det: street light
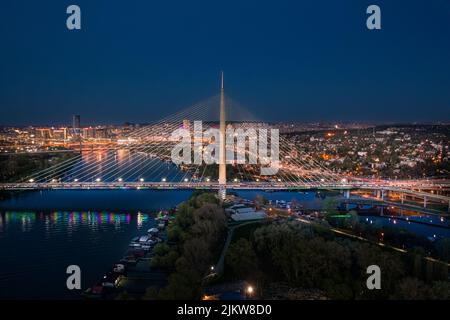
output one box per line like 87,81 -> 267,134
246,285 -> 254,296
118,178 -> 123,182
74,179 -> 78,182
139,178 -> 144,182
162,178 -> 166,182
184,178 -> 188,182
29,179 -> 34,183
96,178 -> 101,182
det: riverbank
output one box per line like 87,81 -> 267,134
83,210 -> 174,299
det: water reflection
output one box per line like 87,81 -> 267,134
0,210 -> 155,299
0,211 -> 145,233
64,149 -> 184,182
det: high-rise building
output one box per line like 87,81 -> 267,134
52,128 -> 68,140
183,119 -> 191,131
82,127 -> 95,139
72,115 -> 81,129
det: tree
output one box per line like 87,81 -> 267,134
344,210 -> 359,229
167,223 -> 184,242
254,194 -> 267,210
115,290 -> 134,300
429,281 -> 450,300
192,192 -> 219,208
425,260 -> 434,282
353,242 -> 405,299
150,244 -> 179,269
149,192 -> 228,299
190,203 -> 226,243
323,197 -> 339,221
392,278 -> 429,300
158,272 -> 198,299
436,238 -> 450,262
157,257 -> 203,300
175,203 -> 195,229
182,238 -> 212,276
143,286 -> 159,300
225,238 -> 258,279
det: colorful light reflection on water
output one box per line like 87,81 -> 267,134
0,211 -> 145,232
0,210 -> 153,299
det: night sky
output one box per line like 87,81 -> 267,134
0,0 -> 449,125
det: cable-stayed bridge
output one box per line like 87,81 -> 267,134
1,75 -> 449,211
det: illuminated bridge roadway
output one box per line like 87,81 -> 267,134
1,180 -> 449,211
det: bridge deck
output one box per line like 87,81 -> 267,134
0,182 -> 449,203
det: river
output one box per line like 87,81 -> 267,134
0,189 -> 448,299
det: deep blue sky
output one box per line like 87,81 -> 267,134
0,0 -> 449,125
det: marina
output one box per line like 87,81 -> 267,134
82,210 -> 173,299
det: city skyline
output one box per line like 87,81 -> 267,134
1,1 -> 450,305
1,0 -> 450,125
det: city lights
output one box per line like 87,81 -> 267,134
0,1 -> 449,305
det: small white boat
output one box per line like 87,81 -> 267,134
148,228 -> 159,234
102,282 -> 115,288
113,264 -> 125,273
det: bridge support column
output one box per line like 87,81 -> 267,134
218,186 -> 226,201
381,190 -> 385,201
448,201 -> 450,213
401,193 -> 404,204
344,190 -> 350,199
423,196 -> 427,208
